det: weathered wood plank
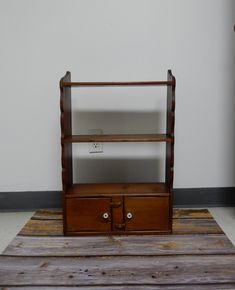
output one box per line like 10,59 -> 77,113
173,218 -> 223,234
0,255 -> 235,286
19,220 -> 63,236
2,285 -> 235,290
173,208 -> 212,219
32,209 -> 62,220
31,209 -> 213,221
3,234 -> 235,257
18,218 -> 222,236
2,209 -> 231,289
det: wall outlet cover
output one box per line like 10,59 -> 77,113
88,129 -> 103,153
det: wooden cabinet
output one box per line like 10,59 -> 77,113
66,193 -> 170,234
124,196 -> 170,231
60,70 -> 176,235
66,198 -> 111,232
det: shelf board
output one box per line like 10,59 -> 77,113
66,183 -> 170,197
61,81 -> 175,87
62,134 -> 173,143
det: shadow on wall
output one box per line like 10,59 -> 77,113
72,110 -> 166,183
73,157 -> 164,184
72,111 -> 166,134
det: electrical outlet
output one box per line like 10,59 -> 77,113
89,142 -> 103,153
88,129 -> 103,153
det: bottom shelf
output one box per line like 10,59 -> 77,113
66,182 -> 170,197
64,182 -> 172,235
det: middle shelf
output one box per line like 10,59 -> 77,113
62,134 -> 173,143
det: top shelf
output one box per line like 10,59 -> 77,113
60,80 -> 175,87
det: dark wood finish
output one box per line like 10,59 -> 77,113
125,196 -> 170,231
60,71 -> 176,235
165,70 -> 176,189
165,69 -> 176,233
60,72 -> 73,191
60,71 -> 73,235
66,198 -> 111,232
62,134 -> 173,143
111,196 -> 125,231
64,194 -> 170,234
61,80 -> 175,87
66,183 -> 170,196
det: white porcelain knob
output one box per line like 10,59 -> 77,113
102,212 -> 109,219
127,212 -> 133,219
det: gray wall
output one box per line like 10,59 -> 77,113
0,0 -> 235,192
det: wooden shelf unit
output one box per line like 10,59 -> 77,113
60,70 -> 176,235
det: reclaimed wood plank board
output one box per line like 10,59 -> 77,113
19,219 -> 63,236
31,210 -> 62,220
173,218 -> 223,234
0,255 -> 235,286
3,234 -> 235,257
18,217 -> 223,236
173,208 -> 212,219
2,209 -> 234,289
2,285 -> 235,290
31,209 -> 213,221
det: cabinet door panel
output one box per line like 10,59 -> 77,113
66,197 -> 111,232
125,196 -> 169,231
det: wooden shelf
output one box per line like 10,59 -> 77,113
61,80 -> 175,87
60,70 -> 175,235
66,183 -> 170,197
62,134 -> 173,143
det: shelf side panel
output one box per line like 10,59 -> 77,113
165,70 -> 175,233
165,70 -> 175,190
60,72 -> 73,192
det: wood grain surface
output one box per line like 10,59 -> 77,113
62,134 -> 173,143
61,80 -> 174,87
18,215 -> 223,236
1,209 -> 235,289
4,234 -> 235,257
61,71 -> 176,235
2,286 -> 235,290
30,208 -> 213,221
0,255 -> 235,286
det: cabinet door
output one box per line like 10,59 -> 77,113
66,197 -> 111,232
124,196 -> 170,231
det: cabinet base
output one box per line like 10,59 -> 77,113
63,183 -> 172,235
